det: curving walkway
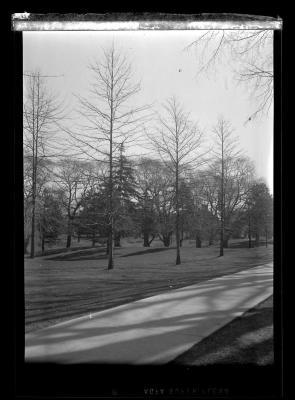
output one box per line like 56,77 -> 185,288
25,262 -> 273,364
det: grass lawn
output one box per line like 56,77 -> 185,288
171,295 -> 273,365
25,241 -> 273,333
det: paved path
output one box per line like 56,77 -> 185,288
25,263 -> 273,364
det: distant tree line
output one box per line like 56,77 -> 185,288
23,149 -> 273,258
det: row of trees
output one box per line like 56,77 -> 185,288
23,38 -> 273,269
24,147 -> 273,258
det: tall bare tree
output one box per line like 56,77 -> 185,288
148,97 -> 204,265
210,118 -> 254,255
23,71 -> 65,258
23,153 -> 50,254
213,118 -> 235,256
66,44 -> 148,269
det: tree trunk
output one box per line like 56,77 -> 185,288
108,104 -> 114,270
219,128 -> 224,257
30,136 -> 37,259
143,231 -> 150,247
196,235 -> 202,248
66,216 -> 72,249
148,234 -> 155,247
163,238 -> 170,247
175,163 -> 181,265
265,229 -> 268,247
41,236 -> 45,254
30,208 -> 36,258
175,227 -> 181,263
106,238 -> 110,255
66,234 -> 71,249
163,234 -> 170,247
108,228 -> 114,269
248,216 -> 252,248
176,243 -> 181,264
219,223 -> 224,256
248,233 -> 252,248
24,237 -> 30,255
77,234 -> 81,243
180,227 -> 184,247
255,232 -> 260,247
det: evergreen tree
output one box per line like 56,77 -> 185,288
112,144 -> 138,246
38,188 -> 64,254
77,189 -> 109,247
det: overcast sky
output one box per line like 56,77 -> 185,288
23,30 -> 273,193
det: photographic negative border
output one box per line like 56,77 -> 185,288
11,12 -> 283,399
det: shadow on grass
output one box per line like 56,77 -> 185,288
48,247 -> 108,261
229,240 -> 273,249
25,244 -> 98,258
27,239 -> 273,259
120,247 -> 173,257
47,246 -> 172,261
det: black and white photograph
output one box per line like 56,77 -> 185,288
12,12 -> 283,398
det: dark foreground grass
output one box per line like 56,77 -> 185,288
171,295 -> 273,365
25,244 -> 273,333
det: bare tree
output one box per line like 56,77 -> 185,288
210,117 -> 254,255
23,153 -> 50,254
66,44 -> 149,270
53,159 -> 92,249
23,71 -> 65,258
187,30 -> 273,121
152,166 -> 175,248
148,97 -> 204,265
37,187 -> 64,254
184,172 -> 219,248
213,118 -> 236,256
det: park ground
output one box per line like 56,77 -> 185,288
171,294 -> 273,365
25,238 -> 273,338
